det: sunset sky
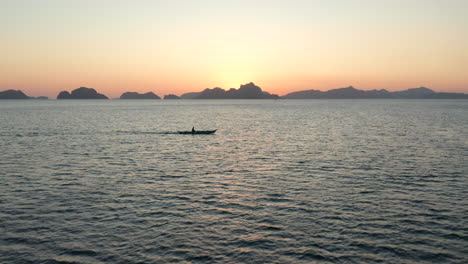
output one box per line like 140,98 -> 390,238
2,0 -> 467,98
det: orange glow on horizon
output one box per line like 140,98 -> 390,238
3,76 -> 467,99
1,1 -> 467,98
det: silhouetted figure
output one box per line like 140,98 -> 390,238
192,127 -> 195,133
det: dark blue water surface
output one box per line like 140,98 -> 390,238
1,99 -> 467,263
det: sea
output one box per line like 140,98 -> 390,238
0,99 -> 467,264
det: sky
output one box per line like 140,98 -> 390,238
1,0 -> 468,97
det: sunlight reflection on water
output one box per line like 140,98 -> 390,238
0,99 -> 467,263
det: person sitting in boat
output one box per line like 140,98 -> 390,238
192,127 -> 195,133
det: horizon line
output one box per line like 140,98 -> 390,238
3,84 -> 468,99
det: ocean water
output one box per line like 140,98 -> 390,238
0,99 -> 467,264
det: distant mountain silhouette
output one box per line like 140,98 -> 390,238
391,87 -> 435,98
0,90 -> 29,99
30,96 -> 49,99
57,87 -> 108,99
57,91 -> 72,99
164,94 -> 180,99
282,86 -> 468,99
186,82 -> 279,99
180,92 -> 202,99
120,92 -> 161,99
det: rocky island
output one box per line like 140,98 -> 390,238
181,82 -> 279,99
0,90 -> 30,99
120,92 -> 161,99
57,87 -> 108,99
163,94 -> 180,99
282,86 -> 468,99
180,92 -> 201,99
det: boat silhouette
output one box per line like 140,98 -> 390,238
178,129 -> 217,134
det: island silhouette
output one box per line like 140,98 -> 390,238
57,87 -> 108,99
182,82 -> 279,99
180,92 -> 201,99
0,90 -> 49,99
120,92 -> 161,99
282,86 -> 468,99
163,94 -> 180,99
1,84 -> 468,100
0,90 -> 30,99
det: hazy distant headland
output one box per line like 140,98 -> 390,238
2,84 -> 468,100
180,92 -> 202,99
57,87 -> 108,99
120,92 -> 161,99
282,86 -> 468,99
164,94 -> 180,99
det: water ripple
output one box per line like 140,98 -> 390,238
1,99 -> 467,263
